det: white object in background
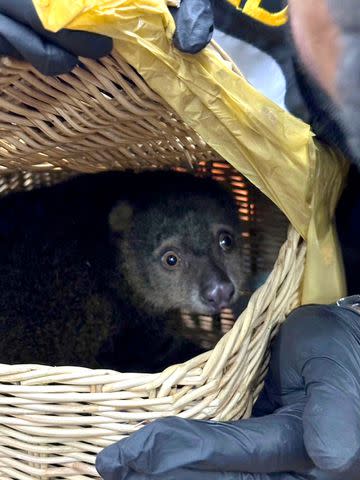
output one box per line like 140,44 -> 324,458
213,29 -> 287,110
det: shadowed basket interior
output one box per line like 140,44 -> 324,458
0,48 -> 306,479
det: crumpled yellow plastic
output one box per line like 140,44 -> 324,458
33,0 -> 349,304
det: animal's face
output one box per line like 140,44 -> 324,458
109,183 -> 246,316
145,219 -> 244,315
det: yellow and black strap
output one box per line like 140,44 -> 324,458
226,0 -> 288,27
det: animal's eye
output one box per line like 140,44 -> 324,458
219,232 -> 233,252
161,251 -> 180,270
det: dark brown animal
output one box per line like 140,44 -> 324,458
0,170 -> 246,372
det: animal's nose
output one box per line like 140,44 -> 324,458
202,282 -> 235,311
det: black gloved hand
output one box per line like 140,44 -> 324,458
172,0 -> 213,53
96,304 -> 360,479
0,1 -> 112,75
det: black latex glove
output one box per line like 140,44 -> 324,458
172,0 -> 213,53
96,304 -> 360,479
0,1 -> 112,75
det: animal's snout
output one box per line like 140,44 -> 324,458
201,281 -> 235,312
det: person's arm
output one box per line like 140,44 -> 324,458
0,0 -> 112,75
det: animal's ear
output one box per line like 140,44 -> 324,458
109,201 -> 133,234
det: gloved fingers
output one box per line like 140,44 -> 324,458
96,403 -> 311,478
0,34 -> 23,58
34,28 -> 113,60
172,0 -> 213,53
0,0 -> 112,59
96,460 -> 306,480
280,306 -> 360,475
0,0 -> 45,30
264,305 -> 360,404
275,305 -> 360,370
0,14 -> 77,75
303,357 -> 360,476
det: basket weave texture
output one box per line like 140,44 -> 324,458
0,48 -> 306,479
0,52 -> 219,173
0,226 -> 304,479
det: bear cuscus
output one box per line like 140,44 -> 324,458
0,170 -> 246,372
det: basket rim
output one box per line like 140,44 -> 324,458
0,226 -> 305,390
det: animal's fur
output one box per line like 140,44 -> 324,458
0,170 -> 246,372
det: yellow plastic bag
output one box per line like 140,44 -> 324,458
33,0 -> 349,304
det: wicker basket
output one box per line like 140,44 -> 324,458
0,46 -> 306,479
